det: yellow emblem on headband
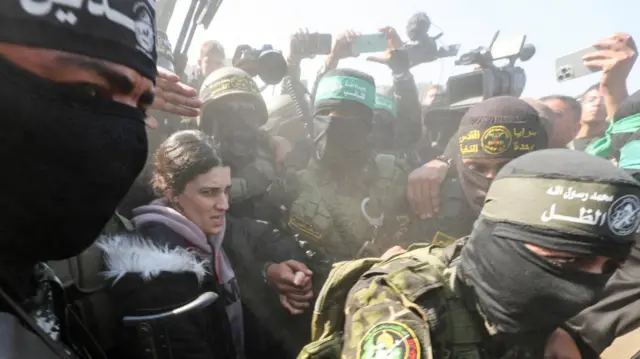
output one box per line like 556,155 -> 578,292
481,126 -> 513,155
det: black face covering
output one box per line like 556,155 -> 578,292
0,56 -> 147,264
205,102 -> 267,170
459,218 -> 611,335
314,115 -> 371,172
455,157 -> 492,214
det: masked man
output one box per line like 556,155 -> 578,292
301,149 -> 640,359
287,69 -> 410,285
412,97 -> 548,246
0,1 -> 158,358
199,67 -> 294,222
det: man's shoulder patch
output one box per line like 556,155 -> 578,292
357,321 -> 421,359
288,216 -> 323,241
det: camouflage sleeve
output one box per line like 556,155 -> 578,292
341,264 -> 433,359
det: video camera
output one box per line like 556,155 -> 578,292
232,45 -> 288,85
446,31 -> 536,108
403,12 -> 461,68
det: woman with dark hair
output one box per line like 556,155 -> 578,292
101,130 -> 312,359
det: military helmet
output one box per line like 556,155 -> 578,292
199,66 -> 268,127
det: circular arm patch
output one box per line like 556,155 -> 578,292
357,321 -> 421,359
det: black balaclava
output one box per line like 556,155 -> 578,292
456,96 -> 548,213
312,69 -> 376,172
199,67 -> 269,170
0,2 -> 156,264
459,149 -> 640,337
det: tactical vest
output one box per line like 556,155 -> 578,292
229,146 -> 281,221
288,154 -> 404,263
298,242 -> 483,359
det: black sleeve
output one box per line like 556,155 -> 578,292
567,239 -> 640,353
391,71 -> 423,147
240,218 -> 307,264
111,273 -> 219,359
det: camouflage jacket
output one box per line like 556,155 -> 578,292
341,241 -> 548,359
287,154 -> 410,274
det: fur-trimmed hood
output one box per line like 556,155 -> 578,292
97,235 -> 209,284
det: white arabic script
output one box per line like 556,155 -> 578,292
20,0 -> 136,31
540,203 -> 606,226
545,185 -> 614,202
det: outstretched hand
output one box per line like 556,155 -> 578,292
150,67 -> 202,118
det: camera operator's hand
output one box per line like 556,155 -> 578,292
288,28 -> 315,65
150,67 -> 202,118
325,30 -> 359,70
367,27 -> 409,74
584,33 -> 637,87
367,27 -> 404,63
583,33 -> 637,119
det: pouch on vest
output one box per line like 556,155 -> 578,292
298,257 -> 384,359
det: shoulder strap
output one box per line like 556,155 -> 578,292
390,245 -> 483,358
310,258 -> 382,341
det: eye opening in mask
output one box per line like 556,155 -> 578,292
524,243 -> 623,274
461,157 -> 509,179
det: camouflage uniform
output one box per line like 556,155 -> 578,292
287,154 -> 410,280
340,242 -> 486,359
300,241 -> 544,359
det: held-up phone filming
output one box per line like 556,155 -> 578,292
555,47 -> 602,82
291,33 -> 333,56
352,33 -> 388,54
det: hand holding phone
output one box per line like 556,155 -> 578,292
290,31 -> 333,59
352,33 -> 388,54
555,47 -> 602,82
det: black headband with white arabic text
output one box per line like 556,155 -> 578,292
0,0 -> 157,80
482,177 -> 640,245
458,124 -> 545,159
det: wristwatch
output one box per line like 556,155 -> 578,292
434,155 -> 453,168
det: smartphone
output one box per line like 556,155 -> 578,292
555,47 -> 602,82
291,33 -> 332,56
312,33 -> 332,55
352,33 -> 387,54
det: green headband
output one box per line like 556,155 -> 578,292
374,93 -> 397,117
586,113 -> 640,159
482,177 -> 640,243
314,75 -> 376,109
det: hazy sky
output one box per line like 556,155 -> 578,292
167,0 -> 638,101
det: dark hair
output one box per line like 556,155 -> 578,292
152,130 -> 226,195
539,94 -> 582,121
577,83 -> 601,102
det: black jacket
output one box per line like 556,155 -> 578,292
568,238 -> 640,354
102,216 -> 305,359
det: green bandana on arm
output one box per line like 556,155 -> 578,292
586,113 -> 640,158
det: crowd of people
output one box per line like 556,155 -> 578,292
0,2 -> 639,359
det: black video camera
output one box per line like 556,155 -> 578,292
232,45 -> 288,85
403,12 -> 460,68
447,31 -> 536,108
